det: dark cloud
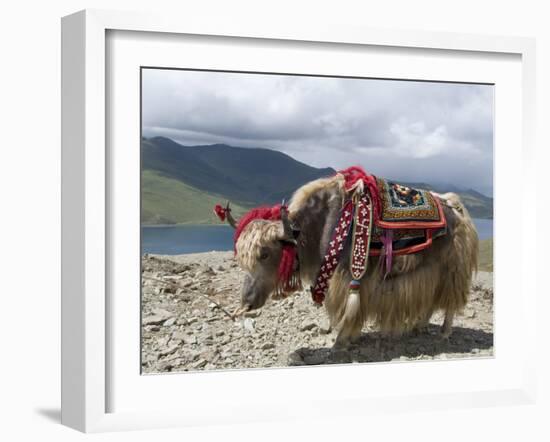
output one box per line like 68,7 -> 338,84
142,69 -> 493,196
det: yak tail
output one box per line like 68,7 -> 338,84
337,288 -> 361,332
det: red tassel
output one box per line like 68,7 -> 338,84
213,204 -> 227,222
337,166 -> 381,222
278,244 -> 296,287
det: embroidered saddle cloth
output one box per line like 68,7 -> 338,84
375,177 -> 445,228
369,177 -> 447,256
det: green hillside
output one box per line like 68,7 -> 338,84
141,137 -> 334,207
456,192 -> 493,219
141,170 -> 248,225
141,136 -> 493,225
478,238 -> 493,272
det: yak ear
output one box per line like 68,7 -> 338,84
291,227 -> 301,239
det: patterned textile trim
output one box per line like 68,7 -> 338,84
311,199 -> 355,305
375,177 -> 446,229
350,193 -> 372,280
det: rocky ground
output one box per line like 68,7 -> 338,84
141,252 -> 494,374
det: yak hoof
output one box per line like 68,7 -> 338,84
349,334 -> 362,344
412,324 -> 429,336
333,335 -> 350,350
440,328 -> 452,341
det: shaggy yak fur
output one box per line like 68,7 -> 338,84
234,173 -> 479,346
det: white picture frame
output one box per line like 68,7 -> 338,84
61,9 -> 537,433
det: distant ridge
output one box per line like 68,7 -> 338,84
141,137 -> 334,224
141,169 -> 249,225
141,136 -> 492,224
142,136 -> 335,205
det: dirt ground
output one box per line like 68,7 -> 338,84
141,252 -> 493,374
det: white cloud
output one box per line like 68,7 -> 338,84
142,69 -> 494,195
387,119 -> 481,159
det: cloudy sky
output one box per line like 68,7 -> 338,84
142,69 -> 494,196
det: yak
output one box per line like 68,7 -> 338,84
216,167 -> 478,348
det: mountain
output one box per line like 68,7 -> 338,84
141,137 -> 335,224
141,137 -> 493,224
141,170 -> 249,225
451,190 -> 493,219
142,137 -> 335,207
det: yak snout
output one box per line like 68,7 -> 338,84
240,272 -> 273,311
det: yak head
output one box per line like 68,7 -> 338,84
219,203 -> 300,314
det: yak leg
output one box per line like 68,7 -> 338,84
333,323 -> 362,349
349,321 -> 363,343
333,322 -> 354,348
413,308 -> 434,334
333,327 -> 361,349
333,326 -> 355,349
441,310 -> 454,339
333,332 -> 351,349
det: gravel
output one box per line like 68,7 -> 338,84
141,252 -> 494,374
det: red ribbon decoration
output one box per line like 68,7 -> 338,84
278,244 -> 297,288
213,204 -> 227,222
338,166 -> 381,222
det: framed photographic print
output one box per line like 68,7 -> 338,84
139,67 -> 495,374
61,9 -> 537,433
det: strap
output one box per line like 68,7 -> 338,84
350,192 -> 373,281
311,199 -> 354,304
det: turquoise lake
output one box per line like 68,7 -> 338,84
142,218 -> 493,255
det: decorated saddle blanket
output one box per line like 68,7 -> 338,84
375,177 -> 445,229
368,177 -> 447,256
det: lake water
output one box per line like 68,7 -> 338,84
142,218 -> 493,255
473,218 -> 493,242
142,225 -> 235,255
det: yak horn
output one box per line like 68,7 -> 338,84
280,203 -> 295,241
225,201 -> 237,229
